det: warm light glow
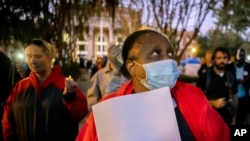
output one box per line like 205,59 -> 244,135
191,48 -> 197,53
63,33 -> 69,42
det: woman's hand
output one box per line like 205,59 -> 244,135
63,75 -> 78,95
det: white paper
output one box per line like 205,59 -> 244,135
92,86 -> 181,141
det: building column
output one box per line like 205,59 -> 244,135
88,26 -> 94,59
109,18 -> 114,44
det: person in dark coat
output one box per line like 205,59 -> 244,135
0,43 -> 13,141
227,48 -> 250,125
0,41 -> 31,140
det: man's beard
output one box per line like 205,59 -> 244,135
214,63 -> 226,71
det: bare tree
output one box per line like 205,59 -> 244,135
130,0 -> 217,62
0,0 -> 121,67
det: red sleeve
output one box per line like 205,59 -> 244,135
75,113 -> 98,141
172,82 -> 230,141
63,88 -> 88,121
204,107 -> 230,141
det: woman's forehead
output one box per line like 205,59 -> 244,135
25,44 -> 49,56
133,33 -> 171,49
127,33 -> 172,58
136,32 -> 168,42
25,44 -> 43,52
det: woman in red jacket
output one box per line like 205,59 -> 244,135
2,39 -> 88,141
76,28 -> 229,141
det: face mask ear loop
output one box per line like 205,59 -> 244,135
133,61 -> 145,81
135,75 -> 143,81
133,61 -> 142,67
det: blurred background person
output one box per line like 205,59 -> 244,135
86,60 -> 113,110
2,39 -> 88,141
196,47 -> 238,126
104,44 -> 128,97
228,48 -> 250,125
0,41 -> 30,140
13,47 -> 30,79
86,44 -> 127,110
0,41 -> 12,141
229,55 -> 236,64
90,56 -> 107,78
197,50 -> 212,76
78,55 -> 88,81
86,58 -> 93,80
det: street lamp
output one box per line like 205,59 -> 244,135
191,47 -> 197,54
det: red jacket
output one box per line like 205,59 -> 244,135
2,66 -> 88,141
76,81 -> 229,141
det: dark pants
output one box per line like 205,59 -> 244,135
237,97 -> 250,125
216,104 -> 233,126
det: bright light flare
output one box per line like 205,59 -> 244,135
191,48 -> 197,53
17,53 -> 24,59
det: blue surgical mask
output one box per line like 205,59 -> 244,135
134,59 -> 179,90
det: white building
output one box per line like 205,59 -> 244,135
72,6 -> 142,62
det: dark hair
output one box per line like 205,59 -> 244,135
120,29 -> 172,78
236,48 -> 246,55
211,47 -> 230,61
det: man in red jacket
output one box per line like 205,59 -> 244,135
76,28 -> 229,141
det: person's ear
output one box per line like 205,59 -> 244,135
126,60 -> 136,76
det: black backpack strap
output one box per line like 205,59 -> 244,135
225,70 -> 235,89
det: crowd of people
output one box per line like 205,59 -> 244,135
0,27 -> 250,141
196,47 -> 250,126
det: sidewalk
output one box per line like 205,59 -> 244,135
77,79 -> 90,96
